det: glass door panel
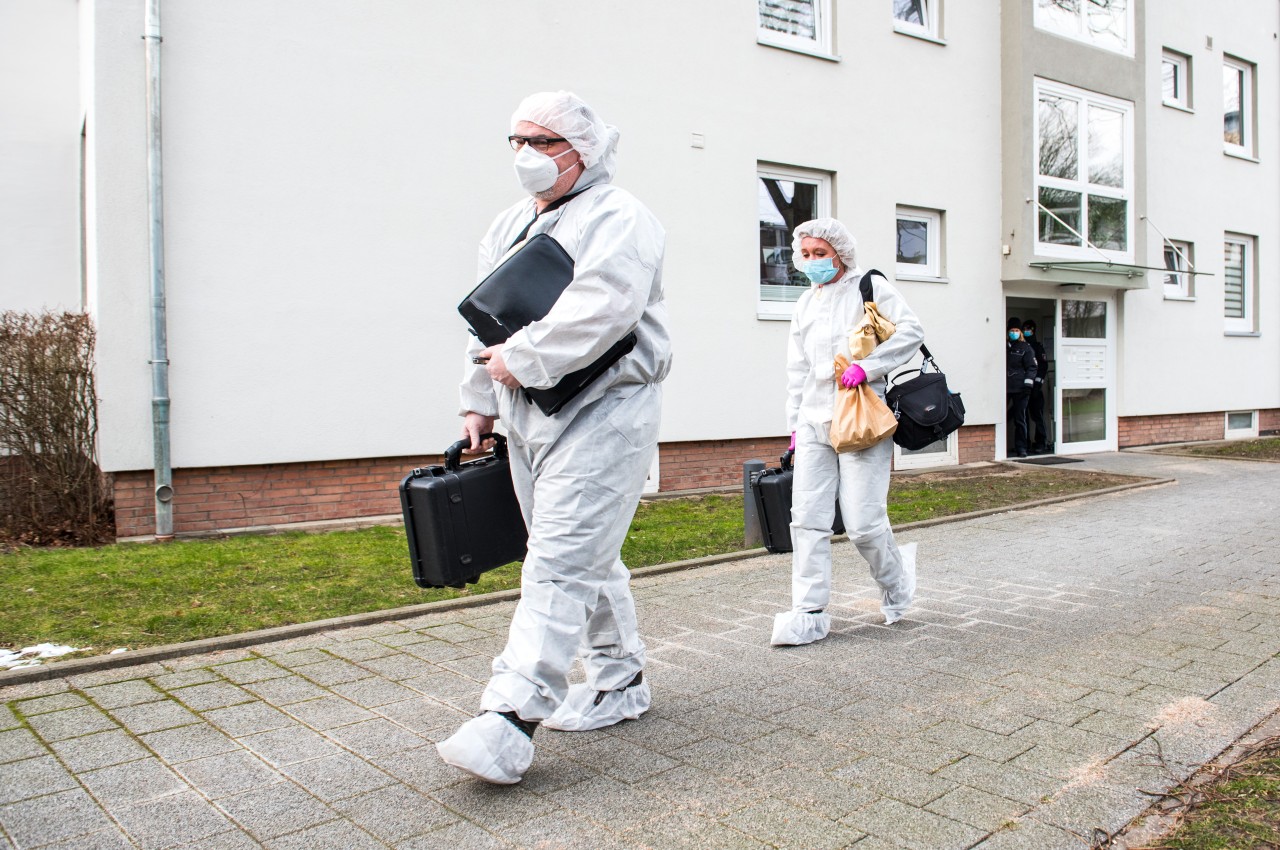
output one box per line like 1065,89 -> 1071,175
1056,298 -> 1114,453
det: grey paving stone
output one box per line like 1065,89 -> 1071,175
841,797 -> 986,850
925,785 -> 1031,831
171,682 -> 256,712
13,693 -> 87,716
180,831 -> 264,850
173,750 -> 286,800
666,736 -> 783,781
242,676 -> 331,707
216,783 -> 339,841
202,702 -> 293,738
262,820 -> 386,850
723,797 -> 865,850
372,745 -> 473,794
114,790 -> 236,849
25,705 -> 118,742
400,639 -> 474,665
430,781 -> 555,831
271,649 -> 334,669
833,755 -> 957,807
32,825 -> 136,849
0,681 -> 69,703
0,788 -> 113,849
351,652 -> 442,682
79,758 -> 187,809
968,819 -> 1085,850
332,784 -> 457,842
0,704 -> 17,731
239,727 -> 342,767
49,728 -> 149,772
323,718 -> 425,760
740,769 -> 878,821
66,664 -> 169,689
281,697 -> 375,731
0,755 -> 78,804
374,697 -> 469,736
324,639 -> 399,663
0,729 -> 46,765
140,724 -> 241,763
1007,744 -> 1095,780
421,623 -> 491,644
149,669 -> 220,690
214,659 -> 289,685
295,660 -> 371,687
279,752 -> 396,802
399,820 -> 514,850
328,678 -> 419,709
109,699 -> 201,734
84,679 -> 165,710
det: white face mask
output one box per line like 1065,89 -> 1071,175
513,145 -> 577,195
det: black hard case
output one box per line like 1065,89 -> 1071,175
749,450 -> 845,554
399,434 -> 527,588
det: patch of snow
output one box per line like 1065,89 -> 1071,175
0,643 -> 91,670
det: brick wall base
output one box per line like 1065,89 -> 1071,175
1119,408 -> 1280,447
112,424 -> 999,538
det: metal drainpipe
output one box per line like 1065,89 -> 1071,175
144,0 -> 173,540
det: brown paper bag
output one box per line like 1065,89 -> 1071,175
849,302 -> 896,360
830,354 -> 898,453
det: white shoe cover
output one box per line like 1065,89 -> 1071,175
542,679 -> 651,731
436,712 -> 534,785
770,610 -> 832,646
883,542 -> 918,625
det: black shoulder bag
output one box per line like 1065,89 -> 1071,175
857,270 -> 966,451
457,190 -> 637,416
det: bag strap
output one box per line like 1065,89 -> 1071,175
506,188 -> 590,251
861,268 -> 936,364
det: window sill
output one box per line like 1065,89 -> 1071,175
1224,330 -> 1261,337
1162,293 -> 1195,302
1224,148 -> 1260,164
1161,101 -> 1194,114
757,38 -> 841,62
895,273 -> 949,284
892,23 -> 947,46
757,310 -> 794,322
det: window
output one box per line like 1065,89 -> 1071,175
1223,56 -> 1255,157
1034,0 -> 1131,56
1225,411 -> 1258,439
1162,50 -> 1191,109
1034,79 -> 1134,261
894,434 -> 958,470
758,164 -> 831,319
893,0 -> 939,40
895,207 -> 943,279
758,0 -> 833,57
1162,240 -> 1194,299
1223,234 -> 1256,333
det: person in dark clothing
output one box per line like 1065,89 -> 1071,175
1022,319 -> 1050,453
1005,316 -> 1036,458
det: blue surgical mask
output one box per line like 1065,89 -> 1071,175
800,258 -> 839,285
1023,329 -> 1033,338
1008,331 -> 1021,342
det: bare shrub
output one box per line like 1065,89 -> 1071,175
0,311 -> 113,546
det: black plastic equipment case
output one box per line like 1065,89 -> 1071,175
749,450 -> 845,554
399,433 -> 527,588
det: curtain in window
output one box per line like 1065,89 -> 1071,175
893,0 -> 926,25
1224,242 -> 1246,318
759,0 -> 817,39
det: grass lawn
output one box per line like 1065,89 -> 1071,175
1155,436 -> 1280,462
1134,734 -> 1280,849
0,465 -> 1139,655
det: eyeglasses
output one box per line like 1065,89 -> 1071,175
508,135 -> 568,153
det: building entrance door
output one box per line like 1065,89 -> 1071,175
1056,296 -> 1117,453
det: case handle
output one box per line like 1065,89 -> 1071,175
443,432 -> 507,471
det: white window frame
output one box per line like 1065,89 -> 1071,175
1033,79 -> 1135,264
1162,49 -> 1191,110
1162,240 -> 1194,299
757,164 -> 832,321
1223,233 -> 1256,334
894,433 -> 959,470
642,451 -> 660,494
1033,0 -> 1133,57
1225,411 -> 1259,440
895,206 -> 943,280
893,0 -> 940,42
758,0 -> 835,59
1223,55 -> 1255,158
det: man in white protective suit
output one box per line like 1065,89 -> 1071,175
772,218 -> 922,647
436,91 -> 671,785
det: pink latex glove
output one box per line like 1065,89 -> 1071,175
840,363 -> 866,389
789,432 -> 796,451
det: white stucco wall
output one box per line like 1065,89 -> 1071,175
0,0 -> 81,313
1123,0 -> 1280,417
89,0 -> 1005,472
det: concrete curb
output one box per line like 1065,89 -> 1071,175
0,473 -> 1171,687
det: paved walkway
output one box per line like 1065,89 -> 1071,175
2,452 -> 1279,850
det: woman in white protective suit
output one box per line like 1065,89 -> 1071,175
771,218 -> 923,647
436,91 -> 671,784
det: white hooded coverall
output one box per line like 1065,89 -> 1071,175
458,117 -> 671,727
775,223 -> 923,646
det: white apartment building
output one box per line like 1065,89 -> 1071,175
1,0 -> 1275,537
